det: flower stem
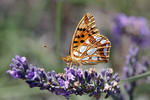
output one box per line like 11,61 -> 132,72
55,0 -> 62,56
55,0 -> 63,71
121,71 -> 150,83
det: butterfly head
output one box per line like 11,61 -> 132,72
62,56 -> 73,65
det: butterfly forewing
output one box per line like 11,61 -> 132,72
65,13 -> 111,65
70,13 -> 99,52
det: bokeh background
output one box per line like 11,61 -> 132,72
1,0 -> 150,100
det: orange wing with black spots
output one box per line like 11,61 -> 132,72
62,13 -> 111,66
70,13 -> 99,55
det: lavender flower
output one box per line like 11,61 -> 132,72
122,44 -> 139,100
122,43 -> 150,100
7,55 -> 120,99
112,13 -> 150,47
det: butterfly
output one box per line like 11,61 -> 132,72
62,13 -> 111,66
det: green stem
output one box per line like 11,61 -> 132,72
121,71 -> 150,83
55,0 -> 62,56
55,0 -> 63,72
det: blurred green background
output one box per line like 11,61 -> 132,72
0,0 -> 150,100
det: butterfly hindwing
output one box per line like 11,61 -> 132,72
79,34 -> 111,65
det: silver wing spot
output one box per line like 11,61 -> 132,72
100,40 -> 106,44
92,56 -> 98,60
80,46 -> 87,53
104,48 -> 107,56
74,51 -> 81,56
85,39 -> 90,44
87,48 -> 97,55
99,57 -> 102,60
82,57 -> 89,61
93,35 -> 102,41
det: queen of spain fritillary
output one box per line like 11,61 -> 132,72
62,13 -> 111,66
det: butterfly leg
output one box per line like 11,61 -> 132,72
69,62 -> 73,68
78,62 -> 83,69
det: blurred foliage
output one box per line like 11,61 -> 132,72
0,0 -> 150,100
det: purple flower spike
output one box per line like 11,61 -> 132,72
7,55 -> 120,99
7,55 -> 28,79
120,43 -> 150,100
112,13 -> 150,47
